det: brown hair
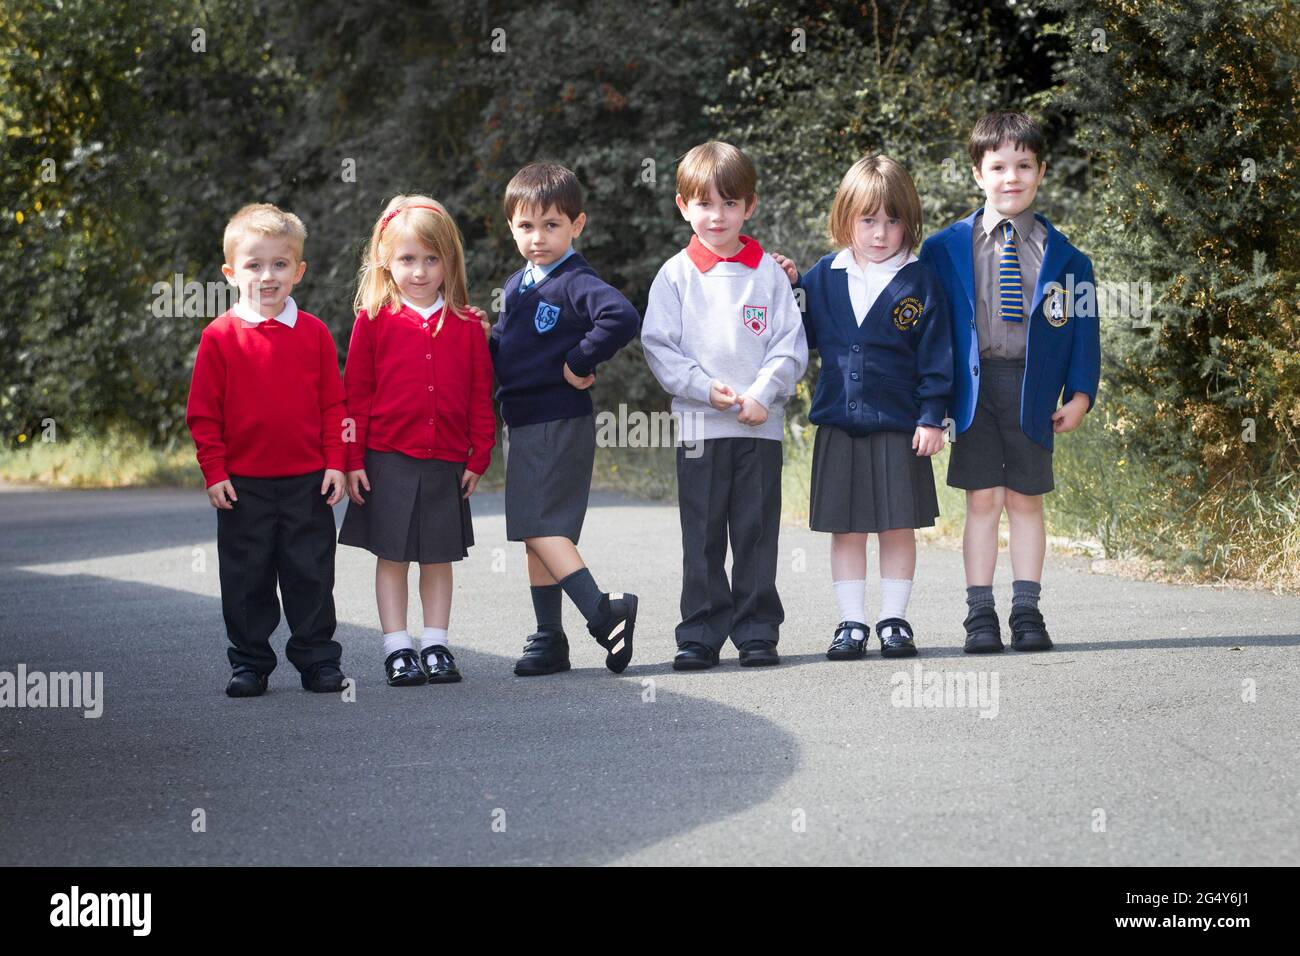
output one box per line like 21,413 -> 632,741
968,110 -> 1046,169
353,195 -> 469,334
222,203 -> 306,264
828,155 -> 923,252
676,141 -> 757,207
503,162 -> 584,222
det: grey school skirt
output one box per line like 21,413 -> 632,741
338,449 -> 473,563
809,425 -> 940,533
504,414 -> 596,543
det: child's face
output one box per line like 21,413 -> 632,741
675,184 -> 756,256
508,204 -> 586,267
221,235 -> 306,318
386,234 -> 444,308
973,141 -> 1046,219
851,204 -> 907,264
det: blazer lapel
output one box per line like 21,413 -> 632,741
1030,216 -> 1071,318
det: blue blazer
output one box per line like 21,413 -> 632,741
797,254 -> 953,437
919,209 -> 1100,450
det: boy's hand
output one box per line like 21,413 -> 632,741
462,304 -> 492,333
461,469 -> 481,499
1052,393 -> 1090,434
564,362 -> 596,390
736,394 -> 768,426
912,424 -> 944,457
771,253 -> 799,285
346,469 -> 370,506
321,468 -> 346,506
709,379 -> 740,411
206,479 -> 237,510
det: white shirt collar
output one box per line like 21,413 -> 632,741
234,295 -> 298,328
401,294 -> 445,320
831,247 -> 917,274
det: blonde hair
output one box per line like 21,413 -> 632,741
223,203 -> 307,264
828,155 -> 923,252
353,196 -> 469,333
676,141 -> 757,207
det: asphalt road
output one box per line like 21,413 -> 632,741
1,484 -> 1297,865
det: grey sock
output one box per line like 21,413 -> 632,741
559,568 -> 604,623
530,584 -> 563,633
1012,580 -> 1041,611
966,585 -> 995,613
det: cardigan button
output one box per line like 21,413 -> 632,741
426,354 -> 431,360
852,344 -> 861,353
428,385 -> 434,391
973,366 -> 980,376
427,418 -> 434,425
850,372 -> 860,381
849,401 -> 857,410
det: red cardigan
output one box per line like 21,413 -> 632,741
185,308 -> 347,486
343,304 -> 496,475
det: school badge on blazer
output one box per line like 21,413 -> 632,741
534,301 -> 560,334
1043,283 -> 1070,328
742,304 -> 768,336
892,296 -> 923,331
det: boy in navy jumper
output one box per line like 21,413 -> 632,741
919,111 -> 1100,653
490,162 -> 641,676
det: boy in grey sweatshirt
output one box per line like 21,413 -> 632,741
641,142 -> 808,670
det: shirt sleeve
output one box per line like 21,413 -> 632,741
466,314 -> 497,476
185,327 -> 229,487
1063,256 -> 1101,411
743,265 -> 810,410
341,313 -> 375,472
563,279 -> 641,377
640,263 -> 715,404
318,323 -> 347,472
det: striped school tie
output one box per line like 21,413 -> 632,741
519,267 -> 537,293
998,220 -> 1024,322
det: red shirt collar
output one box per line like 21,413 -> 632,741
686,234 -> 764,272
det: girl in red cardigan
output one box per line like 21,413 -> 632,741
339,196 -> 496,687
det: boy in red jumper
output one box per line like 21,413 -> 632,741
186,203 -> 349,698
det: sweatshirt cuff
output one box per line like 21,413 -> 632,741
918,399 -> 948,429
324,448 -> 346,473
747,375 -> 782,411
565,345 -> 595,378
468,449 -> 491,476
200,461 -> 229,487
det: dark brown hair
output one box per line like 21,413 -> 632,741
968,111 -> 1046,168
503,162 -> 584,222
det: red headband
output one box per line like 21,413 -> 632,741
379,203 -> 440,234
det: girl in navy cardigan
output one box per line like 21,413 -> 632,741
773,156 -> 953,659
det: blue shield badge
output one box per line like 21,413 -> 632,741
534,301 -> 560,334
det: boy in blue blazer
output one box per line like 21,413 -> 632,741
918,111 -> 1100,653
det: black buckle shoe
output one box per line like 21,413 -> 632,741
384,648 -> 426,687
588,592 -> 637,674
738,641 -> 780,667
302,661 -> 346,693
1009,606 -> 1053,651
963,606 -> 1004,654
672,642 -> 720,671
514,630 -> 571,677
226,667 -> 268,698
826,621 -> 868,660
420,644 -> 462,683
876,617 -> 917,657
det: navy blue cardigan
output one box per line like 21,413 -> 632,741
797,254 -> 954,436
489,252 -> 640,428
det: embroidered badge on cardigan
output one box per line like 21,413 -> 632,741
534,301 -> 560,334
743,304 -> 767,336
892,296 -> 923,331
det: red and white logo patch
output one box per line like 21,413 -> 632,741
742,304 -> 767,336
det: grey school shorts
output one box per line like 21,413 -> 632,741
947,358 -> 1055,496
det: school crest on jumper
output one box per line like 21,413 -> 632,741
892,296 -> 923,331
742,304 -> 767,336
534,301 -> 560,334
1043,283 -> 1070,328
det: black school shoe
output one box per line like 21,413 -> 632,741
963,606 -> 1004,654
738,641 -> 780,667
302,661 -> 347,693
826,621 -> 869,660
588,592 -> 638,674
384,648 -> 427,687
420,644 -> 462,684
876,617 -> 918,658
1009,606 -> 1054,652
225,667 -> 268,698
673,642 -> 720,671
514,630 -> 571,677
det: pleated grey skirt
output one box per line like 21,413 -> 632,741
338,450 -> 473,563
503,414 -> 596,543
808,426 -> 939,533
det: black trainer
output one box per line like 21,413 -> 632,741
963,606 -> 1004,654
302,661 -> 347,693
420,644 -> 463,683
1009,606 -> 1053,651
226,667 -> 267,698
514,630 -> 571,677
673,642 -> 720,671
876,617 -> 918,657
588,592 -> 637,674
826,621 -> 869,660
384,648 -> 426,687
738,641 -> 780,667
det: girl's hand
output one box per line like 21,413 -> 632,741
206,479 -> 237,510
321,469 -> 346,506
1052,393 -> 1090,433
346,468 -> 370,506
709,379 -> 740,411
912,425 -> 944,457
771,253 -> 799,285
461,469 -> 481,499
564,362 -> 596,390
737,394 -> 768,426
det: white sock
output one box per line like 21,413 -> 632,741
382,630 -> 413,656
832,579 -> 868,640
419,627 -> 449,649
879,578 -> 914,621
